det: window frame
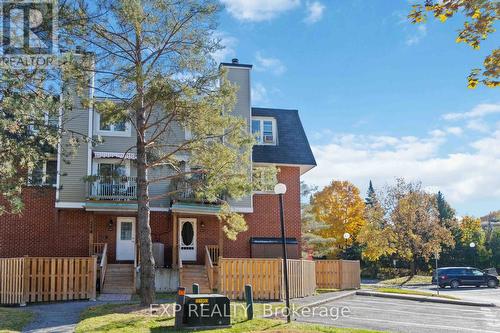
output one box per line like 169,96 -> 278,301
251,117 -> 277,146
92,159 -> 131,178
28,159 -> 57,187
95,111 -> 131,137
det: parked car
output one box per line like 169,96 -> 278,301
432,267 -> 499,289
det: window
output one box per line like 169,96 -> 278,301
472,269 -> 484,276
97,163 -> 127,178
95,111 -> 130,137
251,118 -> 277,145
29,160 -> 57,186
30,112 -> 59,133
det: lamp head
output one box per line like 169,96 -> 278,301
469,242 -> 476,248
274,183 -> 287,195
343,232 -> 351,240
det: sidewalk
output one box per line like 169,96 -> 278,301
292,290 -> 356,308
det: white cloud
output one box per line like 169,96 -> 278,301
443,103 -> 500,121
211,32 -> 238,63
405,24 -> 427,46
255,52 -> 286,75
304,1 -> 325,24
466,119 -> 489,133
303,131 -> 500,211
220,0 -> 300,22
445,127 -> 463,136
251,82 -> 268,104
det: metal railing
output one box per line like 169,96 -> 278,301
87,176 -> 137,200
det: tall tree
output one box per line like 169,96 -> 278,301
436,191 -> 456,225
409,0 -> 499,88
365,180 -> 377,207
310,180 -> 366,256
65,0 -> 254,305
358,179 -> 454,275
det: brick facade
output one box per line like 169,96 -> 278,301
0,166 -> 302,262
0,188 -> 88,257
222,166 -> 302,259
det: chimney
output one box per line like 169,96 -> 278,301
232,58 -> 239,64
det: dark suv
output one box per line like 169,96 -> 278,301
432,267 -> 499,289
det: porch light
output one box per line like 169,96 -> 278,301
343,232 -> 351,240
274,183 -> 287,195
469,242 -> 476,248
108,219 -> 113,231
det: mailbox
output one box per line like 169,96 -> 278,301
181,294 -> 231,329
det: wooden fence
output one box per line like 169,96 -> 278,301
0,257 -> 97,305
218,258 -> 316,300
315,260 -> 360,290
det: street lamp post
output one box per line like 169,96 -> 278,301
469,242 -> 476,267
274,183 -> 291,323
343,232 -> 351,259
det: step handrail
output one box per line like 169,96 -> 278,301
205,246 -> 214,291
100,243 -> 108,288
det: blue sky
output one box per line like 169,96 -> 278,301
216,0 -> 499,217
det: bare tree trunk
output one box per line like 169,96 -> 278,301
137,103 -> 156,306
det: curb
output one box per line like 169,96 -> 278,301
356,290 -> 496,307
295,291 -> 357,310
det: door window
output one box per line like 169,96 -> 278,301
472,269 -> 484,276
120,222 -> 133,240
181,222 -> 194,246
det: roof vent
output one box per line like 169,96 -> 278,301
231,58 -> 239,64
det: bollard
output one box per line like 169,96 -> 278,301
245,284 -> 254,320
192,283 -> 199,294
174,287 -> 186,330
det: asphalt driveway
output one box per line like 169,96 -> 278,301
295,295 -> 500,333
408,285 -> 500,306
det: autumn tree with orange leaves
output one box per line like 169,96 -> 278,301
311,180 -> 366,257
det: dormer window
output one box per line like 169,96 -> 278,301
252,117 -> 277,145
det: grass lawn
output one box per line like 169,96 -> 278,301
378,275 -> 432,286
316,288 -> 341,294
76,302 -> 382,333
373,287 -> 459,300
0,307 -> 34,333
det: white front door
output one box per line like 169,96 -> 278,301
179,218 -> 197,261
116,217 -> 136,261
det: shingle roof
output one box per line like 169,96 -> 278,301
251,107 -> 316,170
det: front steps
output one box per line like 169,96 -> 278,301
101,264 -> 135,294
181,265 -> 212,293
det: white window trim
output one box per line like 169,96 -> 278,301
92,158 -> 131,177
94,111 -> 131,137
252,117 -> 277,145
28,160 -> 58,187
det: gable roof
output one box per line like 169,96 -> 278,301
251,107 -> 316,174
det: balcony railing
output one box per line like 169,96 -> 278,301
87,176 -> 137,200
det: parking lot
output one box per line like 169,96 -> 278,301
295,295 -> 500,333
410,285 -> 500,306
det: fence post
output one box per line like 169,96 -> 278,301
21,256 -> 29,306
245,284 -> 253,320
90,256 -> 97,301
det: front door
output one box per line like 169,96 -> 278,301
179,218 -> 197,261
116,217 -> 136,261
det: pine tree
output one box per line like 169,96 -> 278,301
436,191 -> 455,225
365,180 -> 377,207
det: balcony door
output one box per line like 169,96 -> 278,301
179,218 -> 197,262
116,217 -> 136,261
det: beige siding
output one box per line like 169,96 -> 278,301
224,65 -> 253,211
59,94 -> 90,203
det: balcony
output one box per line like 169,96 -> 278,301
87,176 -> 137,201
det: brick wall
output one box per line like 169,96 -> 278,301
0,188 -> 88,257
223,166 -> 302,258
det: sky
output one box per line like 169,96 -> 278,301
215,0 -> 499,217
